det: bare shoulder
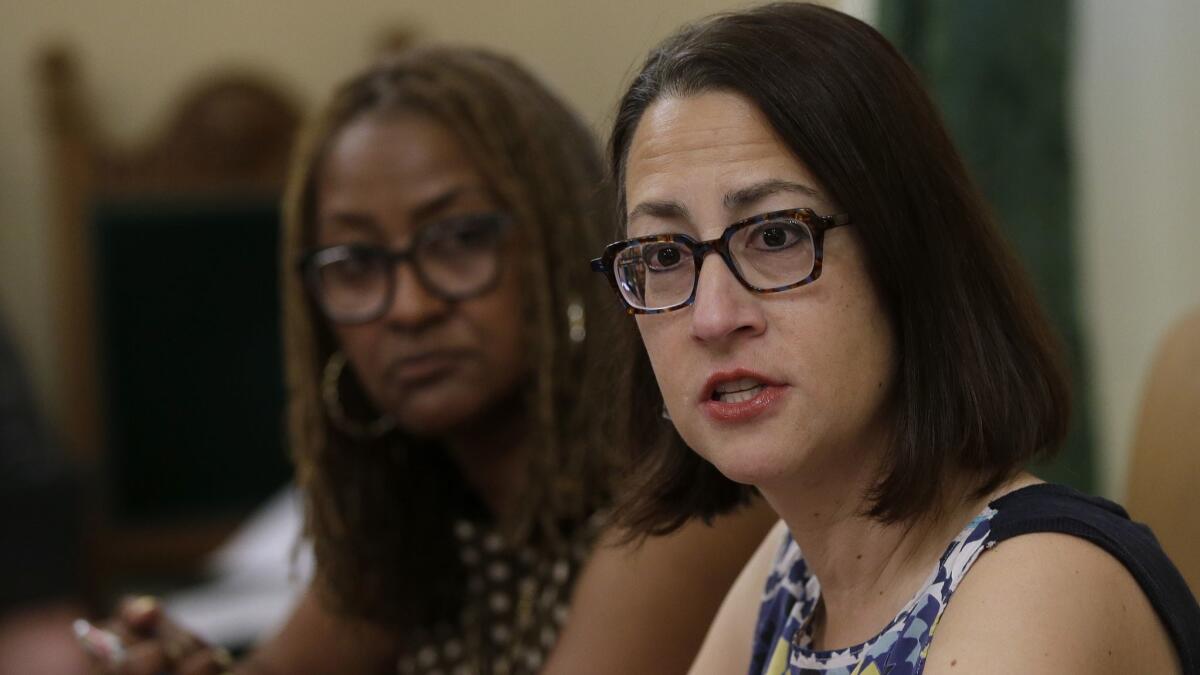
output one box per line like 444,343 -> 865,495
687,518 -> 788,675
541,500 -> 777,675
923,531 -> 1179,674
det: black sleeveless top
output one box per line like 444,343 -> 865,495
989,484 -> 1200,673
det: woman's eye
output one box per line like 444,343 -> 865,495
326,251 -> 378,283
428,220 -> 499,254
750,222 -> 802,250
644,244 -> 686,271
449,225 -> 491,248
336,260 -> 363,276
346,252 -> 377,271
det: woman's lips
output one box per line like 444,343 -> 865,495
699,384 -> 787,422
388,351 -> 465,384
698,369 -> 788,423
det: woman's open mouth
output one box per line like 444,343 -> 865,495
699,370 -> 788,423
711,377 -> 767,403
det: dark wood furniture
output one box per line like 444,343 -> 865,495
37,46 -> 302,594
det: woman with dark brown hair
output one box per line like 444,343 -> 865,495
593,3 -> 1200,673
89,46 -> 773,675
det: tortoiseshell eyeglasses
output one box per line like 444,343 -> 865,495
590,207 -> 851,314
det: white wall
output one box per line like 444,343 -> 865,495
1074,0 -> 1200,498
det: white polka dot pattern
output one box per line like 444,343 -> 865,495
395,515 -> 601,674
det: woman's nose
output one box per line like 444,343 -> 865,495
381,262 -> 450,328
689,254 -> 766,344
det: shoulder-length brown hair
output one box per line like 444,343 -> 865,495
282,46 -> 619,629
609,2 -> 1070,534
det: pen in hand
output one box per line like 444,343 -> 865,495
73,618 -> 126,666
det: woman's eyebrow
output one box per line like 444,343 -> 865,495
409,186 -> 464,224
723,179 -> 821,211
320,211 -> 382,239
627,199 -> 691,223
408,183 -> 496,224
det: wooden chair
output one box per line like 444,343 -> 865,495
1126,306 -> 1200,593
37,46 -> 302,596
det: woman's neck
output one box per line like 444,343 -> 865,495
443,393 -> 530,524
759,455 -> 1028,650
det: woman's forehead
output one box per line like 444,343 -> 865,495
627,92 -> 778,176
624,92 -> 833,232
321,114 -> 482,190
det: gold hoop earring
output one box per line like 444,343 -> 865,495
321,351 -> 395,439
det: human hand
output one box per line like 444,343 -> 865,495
0,601 -> 92,675
77,596 -> 235,675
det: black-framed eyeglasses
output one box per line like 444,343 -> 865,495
300,212 -> 511,325
590,207 -> 851,314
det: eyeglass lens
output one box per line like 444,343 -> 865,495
311,215 -> 506,323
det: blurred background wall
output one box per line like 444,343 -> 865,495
1074,0 -> 1200,497
0,0 -> 1196,500
0,0 -> 865,433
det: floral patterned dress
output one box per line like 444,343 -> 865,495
749,505 -> 996,675
747,483 -> 1200,674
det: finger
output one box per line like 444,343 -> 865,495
117,596 -> 163,633
95,616 -> 139,648
177,646 -> 236,675
160,626 -> 206,664
120,597 -> 207,660
74,619 -> 128,672
116,640 -> 168,675
160,629 -> 205,658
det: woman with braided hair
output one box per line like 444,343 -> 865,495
87,47 -> 774,675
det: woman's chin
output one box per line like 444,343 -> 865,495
389,398 -> 482,439
693,439 -> 798,488
383,379 -> 525,442
710,460 -> 781,488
